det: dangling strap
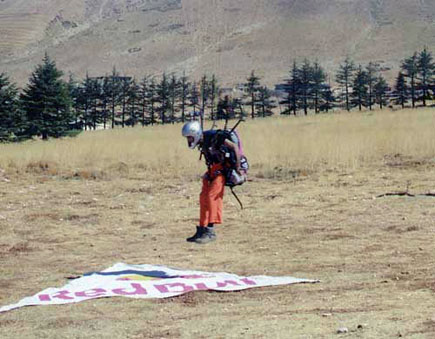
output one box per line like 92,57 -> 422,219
230,187 -> 243,210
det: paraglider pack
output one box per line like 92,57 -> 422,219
201,121 -> 249,188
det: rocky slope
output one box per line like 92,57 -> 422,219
0,0 -> 434,86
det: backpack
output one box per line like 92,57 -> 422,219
213,129 -> 249,188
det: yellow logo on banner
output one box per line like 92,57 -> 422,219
117,274 -> 162,281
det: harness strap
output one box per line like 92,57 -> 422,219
230,187 -> 244,210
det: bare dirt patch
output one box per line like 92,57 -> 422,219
7,242 -> 33,254
384,153 -> 434,169
0,158 -> 434,338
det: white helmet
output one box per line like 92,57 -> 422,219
182,121 -> 202,149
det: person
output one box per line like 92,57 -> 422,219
182,120 -> 243,244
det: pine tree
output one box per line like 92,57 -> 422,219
232,96 -> 245,120
245,70 -> 261,119
168,74 -> 180,124
351,65 -> 368,111
128,79 -> 140,126
200,74 -> 209,119
179,72 -> 189,123
417,47 -> 434,107
366,62 -> 380,110
79,73 -> 92,130
401,53 -> 418,108
101,76 -> 111,129
216,95 -> 232,121
89,76 -> 102,130
298,59 -> 313,115
393,72 -> 408,108
280,61 -> 299,115
148,78 -> 157,125
0,73 -> 26,141
311,61 -> 327,113
319,81 -> 335,113
336,57 -> 356,112
188,82 -> 200,120
21,53 -> 72,140
108,67 -> 121,129
67,74 -> 81,129
139,76 -> 149,126
156,73 -> 170,124
374,76 -> 389,109
208,74 -> 218,121
255,86 -> 275,118
120,76 -> 132,128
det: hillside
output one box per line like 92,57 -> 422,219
0,0 -> 434,86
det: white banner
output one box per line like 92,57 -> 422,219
0,263 -> 317,313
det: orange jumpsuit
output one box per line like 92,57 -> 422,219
199,163 -> 225,227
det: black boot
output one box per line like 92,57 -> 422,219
186,226 -> 204,242
195,226 -> 216,244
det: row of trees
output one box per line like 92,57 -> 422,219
333,48 -> 434,112
68,69 -> 277,130
0,49 -> 433,141
276,48 -> 434,116
70,71 -> 223,130
0,54 -> 276,141
277,60 -> 335,115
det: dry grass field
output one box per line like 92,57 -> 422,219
0,108 -> 434,338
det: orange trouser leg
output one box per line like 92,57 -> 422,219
199,174 -> 225,227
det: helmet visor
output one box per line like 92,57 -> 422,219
186,136 -> 195,148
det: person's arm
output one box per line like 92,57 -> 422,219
224,139 -> 241,172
